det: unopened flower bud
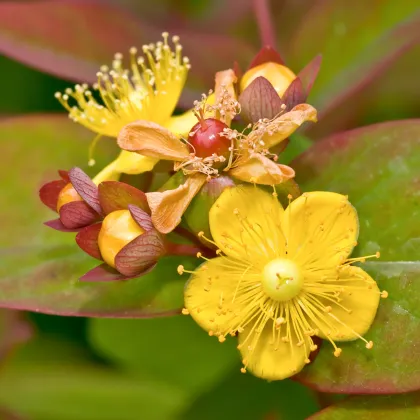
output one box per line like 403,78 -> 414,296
56,183 -> 82,211
98,209 -> 144,268
240,62 -> 296,97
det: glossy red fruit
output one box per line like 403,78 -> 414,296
188,118 -> 230,159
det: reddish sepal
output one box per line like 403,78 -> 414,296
58,169 -> 70,182
79,263 -> 138,282
59,201 -> 99,229
248,45 -> 285,69
75,223 -> 103,260
69,167 -> 102,215
297,54 -> 322,99
282,77 -> 305,110
115,230 -> 166,277
98,181 -> 149,215
128,205 -> 154,231
44,218 -> 82,232
239,76 -> 284,123
39,179 -> 67,212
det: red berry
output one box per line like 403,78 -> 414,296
188,118 -> 230,159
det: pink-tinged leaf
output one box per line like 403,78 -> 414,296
248,45 -> 285,68
44,218 -> 82,233
282,77 -> 305,110
293,120 -> 420,393
0,309 -> 33,361
309,394 -> 420,419
59,201 -> 99,229
98,181 -> 149,215
58,169 -> 70,182
79,263 -> 133,282
115,230 -> 166,277
39,179 -> 67,212
297,54 -> 322,98
128,205 -> 153,232
239,76 -> 284,123
75,223 -> 102,260
69,167 -> 102,215
0,1 -> 253,100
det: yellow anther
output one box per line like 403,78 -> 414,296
376,251 -> 381,258
196,252 -> 202,258
240,367 -> 247,374
381,290 -> 388,298
366,341 -> 373,349
177,265 -> 184,275
181,308 -> 189,315
334,348 -> 342,357
218,335 -> 226,343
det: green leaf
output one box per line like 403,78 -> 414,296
0,337 -> 185,420
293,120 -> 420,392
0,1 -> 253,100
88,315 -> 238,398
0,115 -> 195,317
289,1 -> 420,119
309,394 -> 420,419
182,369 -> 320,420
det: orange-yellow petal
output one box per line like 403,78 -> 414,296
281,191 -> 359,270
184,256 -> 257,334
238,321 -> 309,380
165,109 -> 198,137
209,185 -> 285,264
314,265 -> 380,341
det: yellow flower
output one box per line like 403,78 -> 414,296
55,32 -> 196,183
180,186 -> 387,381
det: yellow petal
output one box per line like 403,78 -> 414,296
92,151 -> 159,184
214,69 -> 237,126
184,256 -> 255,333
165,109 -> 198,137
315,265 -> 380,341
254,104 -> 317,149
118,120 -> 190,161
209,185 -> 285,263
147,173 -> 207,233
238,321 -> 309,380
228,154 -> 295,185
281,191 -> 359,269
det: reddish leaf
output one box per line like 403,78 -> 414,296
98,181 -> 149,215
59,201 -> 99,229
282,77 -> 305,110
297,54 -> 322,98
239,76 -> 284,123
248,45 -> 285,68
39,179 -> 67,212
115,230 -> 166,277
69,167 -> 102,215
44,218 -> 81,233
75,223 -> 102,260
128,205 -> 153,232
79,263 -> 134,282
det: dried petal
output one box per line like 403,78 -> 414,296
115,230 -> 165,277
146,174 -> 207,234
118,120 -> 190,161
75,223 -> 102,260
229,154 -> 295,185
39,179 -> 67,211
98,181 -> 149,215
69,167 -> 102,215
128,205 -> 154,231
59,201 -> 99,229
239,76 -> 284,123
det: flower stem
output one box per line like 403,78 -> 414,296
253,0 -> 277,48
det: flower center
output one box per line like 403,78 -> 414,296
262,259 -> 303,301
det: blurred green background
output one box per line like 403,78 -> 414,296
1,0 -> 420,419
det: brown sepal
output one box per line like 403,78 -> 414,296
69,167 -> 102,215
248,45 -> 285,69
298,54 -> 322,98
128,205 -> 154,231
75,223 -> 103,260
59,201 -> 99,229
115,230 -> 166,277
44,218 -> 82,232
239,76 -> 284,123
58,170 -> 70,182
282,77 -> 305,110
39,179 -> 67,212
